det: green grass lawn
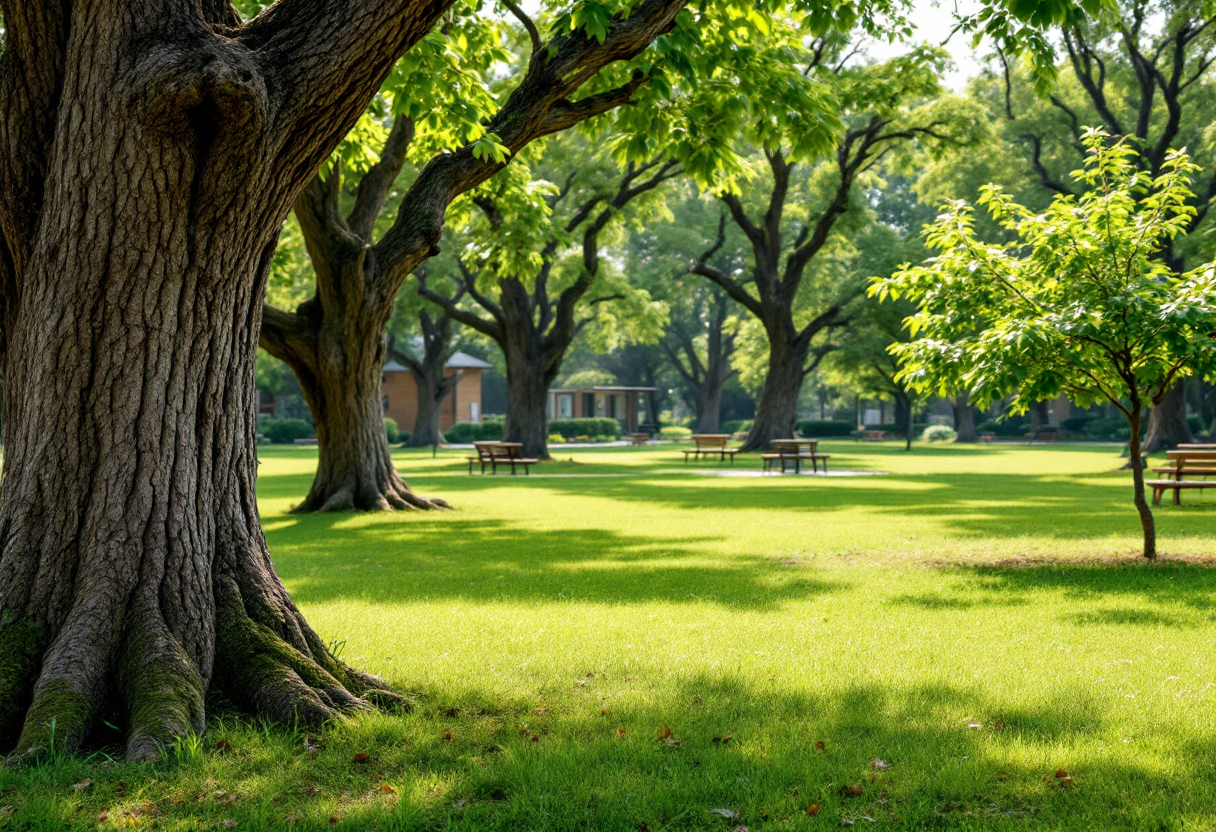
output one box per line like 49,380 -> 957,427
6,442 -> 1216,830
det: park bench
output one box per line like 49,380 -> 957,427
979,433 -> 997,443
467,441 -> 537,476
1147,449 -> 1216,505
682,434 -> 739,463
630,432 -> 651,446
761,439 -> 829,474
857,429 -> 886,442
1026,425 -> 1058,442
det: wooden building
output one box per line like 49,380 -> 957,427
381,351 -> 492,432
546,385 -> 656,433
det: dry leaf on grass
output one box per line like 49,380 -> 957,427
352,753 -> 370,764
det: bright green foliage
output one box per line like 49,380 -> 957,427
875,132 -> 1216,415
874,131 -> 1216,556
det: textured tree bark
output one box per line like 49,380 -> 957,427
504,363 -> 559,460
0,0 -> 449,760
1142,380 -> 1193,452
742,331 -> 809,451
952,392 -> 978,443
406,362 -> 456,448
693,384 -> 725,434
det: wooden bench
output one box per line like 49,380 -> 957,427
682,434 -> 739,464
762,440 -> 829,474
1147,449 -> 1216,505
857,430 -> 886,442
1026,426 -> 1058,442
630,432 -> 651,446
467,441 -> 537,475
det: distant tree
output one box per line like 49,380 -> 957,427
932,0 -> 1216,449
420,144 -> 677,458
875,132 -> 1216,559
689,33 -> 983,451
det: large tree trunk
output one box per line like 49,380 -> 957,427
741,334 -> 807,452
406,362 -> 454,448
503,341 -> 557,460
693,382 -> 724,434
300,332 -> 442,511
1143,380 -> 1193,452
894,391 -> 913,451
952,392 -> 978,443
0,0 -> 447,761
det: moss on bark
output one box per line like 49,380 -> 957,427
0,616 -> 44,745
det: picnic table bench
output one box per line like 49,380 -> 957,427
682,434 -> 739,463
1147,449 -> 1216,505
468,441 -> 537,475
762,439 -> 830,474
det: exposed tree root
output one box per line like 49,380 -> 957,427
293,471 -> 449,514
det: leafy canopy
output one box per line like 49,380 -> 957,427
872,129 -> 1216,419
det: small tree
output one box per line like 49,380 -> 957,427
873,130 -> 1216,559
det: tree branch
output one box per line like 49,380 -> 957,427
347,116 -> 415,240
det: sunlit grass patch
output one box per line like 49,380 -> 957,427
5,442 -> 1216,829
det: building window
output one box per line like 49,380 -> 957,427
557,394 -> 573,419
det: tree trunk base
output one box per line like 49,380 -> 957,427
2,568 -> 410,765
291,466 -> 449,513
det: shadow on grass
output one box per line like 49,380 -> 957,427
270,517 -> 851,610
885,560 -> 1216,629
2,673 -> 1209,830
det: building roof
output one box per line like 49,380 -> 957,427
549,385 -> 658,393
383,350 -> 493,373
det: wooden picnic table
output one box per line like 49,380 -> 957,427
763,438 -> 830,474
468,441 -> 537,476
1147,449 -> 1216,504
630,432 -> 651,446
682,434 -> 739,463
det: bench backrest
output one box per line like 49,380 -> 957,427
1165,450 -> 1216,467
693,435 -> 728,448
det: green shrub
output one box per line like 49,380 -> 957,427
721,419 -> 754,434
977,418 -> 1030,437
660,426 -> 692,441
478,421 -> 504,441
548,434 -> 566,444
1187,414 -> 1205,435
444,422 -> 480,443
383,417 -> 399,443
398,431 -> 411,444
260,417 -> 314,444
922,425 -> 957,443
1085,417 -> 1131,441
796,419 -> 854,437
549,418 -> 620,440
1060,416 -> 1092,433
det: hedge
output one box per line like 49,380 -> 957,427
977,418 -> 1030,437
796,419 -> 854,437
383,417 -> 399,443
549,418 -> 621,439
444,421 -> 504,443
259,417 -> 314,444
721,419 -> 754,434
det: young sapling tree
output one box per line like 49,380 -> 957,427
873,130 -> 1216,559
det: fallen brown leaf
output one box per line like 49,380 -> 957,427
658,726 -> 673,740
352,753 -> 370,764
815,740 -> 826,751
442,730 -> 453,742
805,804 -> 820,815
216,739 -> 230,751
329,817 -> 338,827
1054,769 -> 1069,779
380,784 -> 397,795
617,727 -> 627,738
842,784 -> 864,796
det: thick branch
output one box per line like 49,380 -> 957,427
348,116 -> 415,240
